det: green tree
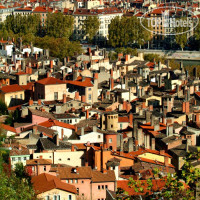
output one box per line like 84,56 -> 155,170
83,16 -> 100,42
121,152 -> 200,200
0,100 -> 7,115
175,19 -> 189,51
108,16 -> 151,48
0,171 -> 36,200
46,13 -> 74,38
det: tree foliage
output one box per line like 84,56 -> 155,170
34,36 -> 83,60
46,13 -> 74,38
0,100 -> 7,115
83,16 -> 100,42
108,16 -> 151,48
118,152 -> 200,200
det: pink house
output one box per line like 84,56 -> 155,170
50,166 -> 116,200
26,156 -> 52,176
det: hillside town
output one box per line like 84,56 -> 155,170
0,0 -> 200,200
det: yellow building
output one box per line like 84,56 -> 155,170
32,173 -> 77,200
0,84 -> 25,107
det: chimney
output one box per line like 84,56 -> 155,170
164,156 -> 169,172
81,95 -> 86,103
81,127 -> 84,136
71,145 -> 75,152
56,134 -> 59,146
128,138 -> 134,152
154,121 -> 160,131
38,99 -> 42,105
63,93 -> 66,104
75,125 -> 78,133
186,138 -> 191,152
110,77 -> 114,90
160,150 -> 165,155
33,125 -> 37,134
75,92 -> 79,100
151,138 -> 155,150
182,101 -> 190,113
94,73 -> 98,80
86,110 -> 89,119
129,113 -> 133,126
29,99 -> 33,106
93,126 -> 97,132
149,105 -> 153,111
125,55 -> 130,62
158,61 -> 161,70
61,129 -> 64,140
50,60 -> 53,69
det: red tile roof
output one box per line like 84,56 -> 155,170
117,179 -> 166,196
33,6 -> 53,13
118,116 -> 129,123
26,159 -> 52,165
66,76 -> 93,87
2,124 -> 17,133
39,119 -> 75,130
8,105 -> 22,111
0,84 -> 24,93
37,77 -> 65,85
31,173 -> 77,194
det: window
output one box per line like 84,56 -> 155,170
82,180 -> 84,183
98,185 -> 100,190
77,188 -> 79,194
44,166 -> 46,171
105,185 -> 108,189
53,195 -> 60,200
88,88 -> 91,91
24,157 -> 26,161
88,94 -> 92,100
102,185 -> 104,189
68,195 -> 72,200
98,135 -> 101,138
120,123 -> 123,129
54,92 -> 58,100
71,179 -> 73,183
15,95 -> 18,99
66,180 -> 69,183
12,157 -> 15,161
109,138 -> 112,143
111,125 -> 113,128
20,94 -> 22,99
75,179 -> 78,183
46,196 -> 50,200
18,157 -> 21,161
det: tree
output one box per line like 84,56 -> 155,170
120,152 -> 200,199
175,19 -> 189,51
46,13 -> 74,38
83,16 -> 100,42
108,16 -> 151,48
0,171 -> 36,200
0,100 -> 7,115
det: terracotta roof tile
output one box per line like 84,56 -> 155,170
31,173 -> 77,194
2,124 -> 17,133
39,119 -> 75,130
36,77 -> 65,85
118,116 -> 129,123
66,76 -> 93,87
26,158 -> 52,165
0,84 -> 24,93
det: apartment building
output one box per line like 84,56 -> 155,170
72,7 -> 123,41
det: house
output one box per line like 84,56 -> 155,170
10,145 -> 30,169
31,173 -> 77,200
0,84 -> 25,107
50,166 -> 116,200
39,119 -> 76,140
26,157 -> 52,176
1,124 -> 17,137
66,74 -> 98,104
34,77 -> 66,101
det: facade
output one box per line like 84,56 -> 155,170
72,7 -> 123,42
34,77 -> 67,101
0,84 -> 25,107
